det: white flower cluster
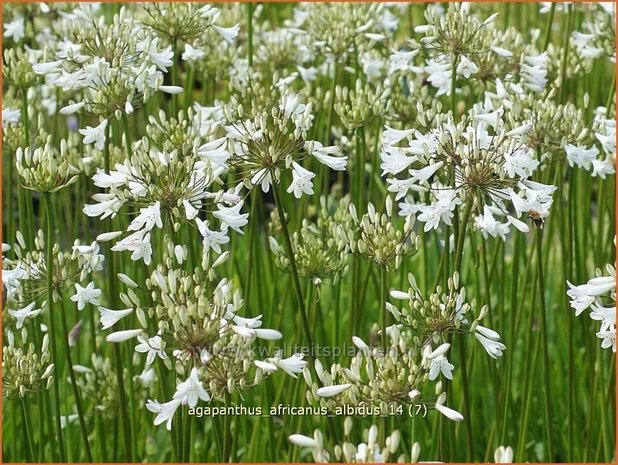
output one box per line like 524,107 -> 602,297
381,109 -> 555,238
289,420 -> 409,463
567,262 -> 616,352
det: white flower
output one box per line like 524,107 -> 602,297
287,162 -> 316,198
409,161 -> 444,184
457,55 -> 479,78
2,107 -> 21,126
106,329 -> 143,343
383,126 -> 416,145
213,202 -> 248,234
160,86 -> 184,94
212,24 -> 240,44
307,142 -> 347,171
59,102 -> 85,115
195,218 -> 230,253
388,50 -> 419,75
316,383 -> 352,397
428,354 -> 454,380
591,158 -> 615,179
597,330 -> 616,352
147,38 -> 173,71
135,334 -> 167,366
138,368 -> 157,387
198,137 -> 230,170
564,143 -> 599,169
474,325 -> 506,358
255,360 -> 278,373
4,16 -> 25,42
173,367 -> 211,407
253,329 -> 283,340
128,202 -> 163,232
79,119 -> 108,150
8,302 -> 42,329
98,307 -> 133,330
111,231 -> 153,265
380,146 -> 416,176
494,445 -> 514,463
70,282 -> 102,311
504,148 -> 539,179
566,281 -> 596,316
146,398 -> 182,430
289,434 -> 318,448
435,402 -> 464,422
270,353 -> 307,378
182,44 -> 205,62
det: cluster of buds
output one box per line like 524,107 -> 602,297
334,79 -> 391,130
289,420 -> 410,463
3,48 -> 42,90
411,3 -> 498,64
2,329 -> 54,399
104,242 -> 302,395
16,138 -> 78,193
100,243 -> 306,430
141,3 -> 239,48
303,328 -> 465,424
74,354 -> 152,421
300,3 -> 388,63
388,272 -> 505,359
6,231 -> 103,309
268,196 -> 353,284
224,83 -> 346,196
349,197 -> 418,271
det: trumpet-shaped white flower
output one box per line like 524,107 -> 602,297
287,162 -> 316,198
98,307 -> 133,330
70,282 -> 102,311
146,398 -> 182,430
173,367 -> 211,406
8,302 -> 42,329
79,119 -> 108,150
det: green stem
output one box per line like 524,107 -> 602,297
20,90 -> 35,248
103,125 -> 134,462
380,267 -> 388,348
558,4 -> 573,103
453,197 -> 474,459
535,228 -> 555,461
271,179 -> 313,351
450,54 -> 459,120
42,192 -> 67,462
247,3 -> 254,68
45,192 -> 93,461
223,392 -> 233,462
20,399 -> 35,462
171,37 -> 179,116
541,3 -> 556,51
59,295 -> 93,461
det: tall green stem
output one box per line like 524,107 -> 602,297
19,90 -> 35,248
380,267 -> 388,348
535,228 -> 555,461
20,399 -> 35,462
43,192 -> 66,461
45,192 -> 93,461
103,125 -> 134,462
453,197 -> 474,459
558,5 -> 573,103
271,180 -> 313,350
247,3 -> 254,68
541,3 -> 556,51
